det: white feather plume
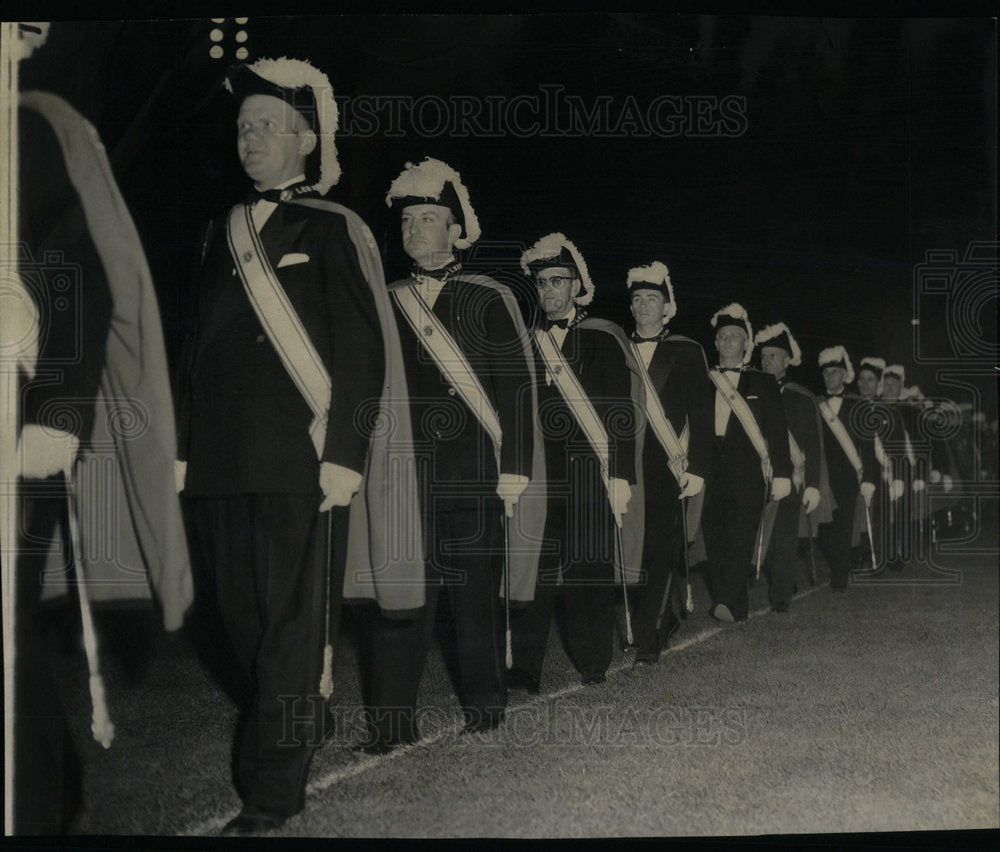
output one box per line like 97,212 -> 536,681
384,158 -> 481,248
225,56 -> 341,193
627,261 -> 677,322
754,321 -> 801,366
710,302 -> 754,363
818,345 -> 855,384
520,233 -> 594,306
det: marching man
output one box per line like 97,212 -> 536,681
702,304 -> 792,623
509,234 -> 639,689
359,158 -> 541,751
176,57 -> 388,834
815,346 -> 878,590
623,262 -> 713,662
755,322 -> 824,611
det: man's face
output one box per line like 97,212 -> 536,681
857,370 -> 879,398
882,375 -> 902,400
236,94 -> 314,189
536,266 -> 580,320
630,289 -> 667,328
400,204 -> 461,269
715,325 -> 748,364
760,346 -> 790,378
822,366 -> 846,392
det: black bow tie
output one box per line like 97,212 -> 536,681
826,391 -> 844,398
545,316 -> 571,331
245,187 -> 287,205
717,366 -> 742,373
631,330 -> 663,343
413,259 -> 462,282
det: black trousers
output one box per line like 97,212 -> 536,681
511,493 -> 616,682
10,484 -> 82,834
630,478 -> 684,654
702,479 -> 766,621
364,503 -> 506,742
768,493 -> 800,607
818,484 -> 858,590
184,493 -> 343,818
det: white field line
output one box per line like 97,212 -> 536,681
183,580 -> 830,836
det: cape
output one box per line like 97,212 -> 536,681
576,318 -> 647,583
22,90 -> 192,631
341,272 -> 545,612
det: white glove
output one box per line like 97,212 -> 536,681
860,481 -> 876,508
496,473 -> 529,518
319,462 -> 362,512
890,479 -> 905,501
677,472 -> 704,499
17,425 -> 79,479
912,478 -> 926,493
770,477 -> 791,502
801,486 -> 820,513
942,474 -> 953,493
929,469 -> 942,484
609,477 -> 632,528
174,460 -> 187,494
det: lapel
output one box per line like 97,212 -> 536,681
258,203 -> 309,270
647,343 -> 676,395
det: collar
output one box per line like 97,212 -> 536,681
631,325 -> 669,343
247,174 -> 308,205
413,258 -> 462,285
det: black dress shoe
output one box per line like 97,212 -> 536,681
219,807 -> 286,836
461,709 -> 505,735
711,603 -> 735,623
507,667 -> 541,695
581,672 -> 606,685
633,649 -> 659,666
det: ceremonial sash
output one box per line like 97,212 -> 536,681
788,430 -> 806,489
534,328 -> 612,495
873,435 -> 893,484
392,283 -> 503,464
817,398 -> 864,482
227,203 -> 330,457
631,341 -> 689,484
709,370 -> 772,482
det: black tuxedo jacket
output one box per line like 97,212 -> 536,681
388,274 -> 534,493
177,199 -> 384,496
780,380 -> 822,491
535,319 -> 637,496
818,394 -> 878,498
710,367 -> 792,498
640,334 -> 714,495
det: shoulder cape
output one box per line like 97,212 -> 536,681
577,318 -> 647,583
22,90 -> 192,631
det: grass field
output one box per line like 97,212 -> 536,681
52,520 -> 999,839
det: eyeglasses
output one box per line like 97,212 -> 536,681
536,275 -> 575,290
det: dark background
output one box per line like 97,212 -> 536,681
17,14 -> 998,399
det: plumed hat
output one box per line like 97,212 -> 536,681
710,302 -> 754,364
859,357 -> 886,379
627,261 -> 676,322
385,157 -> 481,249
520,233 -> 594,306
754,322 -> 802,367
883,364 -> 905,385
818,345 -> 855,385
225,56 -> 340,194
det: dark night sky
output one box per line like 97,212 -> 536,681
16,14 -> 998,401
